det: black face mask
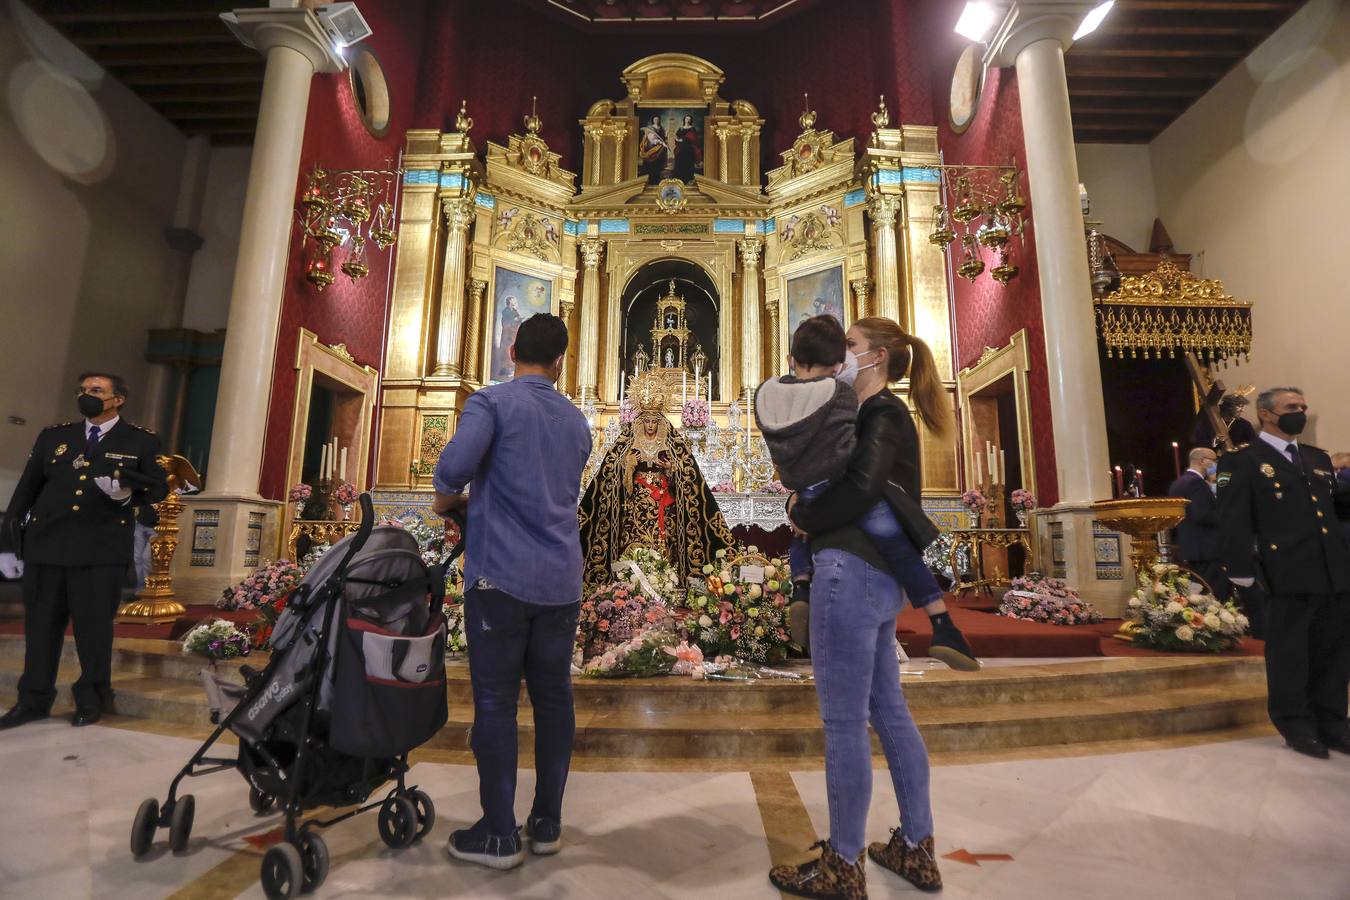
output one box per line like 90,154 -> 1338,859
1276,411 -> 1307,436
77,393 -> 107,418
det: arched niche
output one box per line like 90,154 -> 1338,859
619,258 -> 721,400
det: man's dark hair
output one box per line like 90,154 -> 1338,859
78,371 -> 129,401
513,313 -> 569,366
790,315 -> 846,368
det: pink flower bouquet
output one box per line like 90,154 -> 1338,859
680,398 -> 710,428
288,483 -> 312,503
961,488 -> 987,515
334,481 -> 359,507
1010,488 -> 1037,512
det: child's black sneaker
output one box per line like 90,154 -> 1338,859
526,815 -> 562,855
446,823 -> 525,870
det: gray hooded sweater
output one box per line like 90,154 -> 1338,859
754,375 -> 858,491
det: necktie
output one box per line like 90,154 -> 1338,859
1286,442 -> 1302,467
85,425 -> 100,457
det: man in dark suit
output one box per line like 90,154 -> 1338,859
1217,386 -> 1350,759
0,373 -> 167,728
1168,446 -> 1228,600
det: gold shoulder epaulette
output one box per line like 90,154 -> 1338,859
130,423 -> 157,434
46,421 -> 76,430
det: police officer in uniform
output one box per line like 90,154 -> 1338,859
0,373 -> 167,728
1216,387 -> 1350,759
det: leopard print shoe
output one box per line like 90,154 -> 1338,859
769,840 -> 868,900
867,830 -> 943,892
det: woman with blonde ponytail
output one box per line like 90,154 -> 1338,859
770,317 -> 970,898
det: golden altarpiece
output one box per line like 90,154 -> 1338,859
372,55 -> 960,513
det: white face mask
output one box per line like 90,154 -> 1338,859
836,349 -> 879,386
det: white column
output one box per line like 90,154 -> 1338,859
739,237 -> 763,392
990,2 -> 1110,503
867,194 -> 902,323
578,238 -> 604,399
432,199 -> 474,376
205,8 -> 344,498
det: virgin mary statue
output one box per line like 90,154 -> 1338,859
578,372 -> 735,590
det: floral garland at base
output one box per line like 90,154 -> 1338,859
998,573 -> 1102,626
182,619 -> 252,661
684,548 -> 792,664
1128,564 -> 1248,652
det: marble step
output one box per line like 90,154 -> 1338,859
0,656 -> 1268,757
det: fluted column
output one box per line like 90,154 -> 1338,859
578,238 -> 604,400
851,277 -> 874,320
207,7 -> 343,497
990,1 -> 1110,503
464,277 -> 487,382
739,237 -> 763,391
432,198 -> 474,377
867,195 -> 902,324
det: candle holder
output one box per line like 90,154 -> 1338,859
302,477 -> 337,521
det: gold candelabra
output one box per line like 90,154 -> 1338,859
298,163 -> 402,292
116,455 -> 200,624
920,163 -> 1025,286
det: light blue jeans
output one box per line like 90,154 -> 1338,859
810,548 -> 934,858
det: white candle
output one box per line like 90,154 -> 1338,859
619,371 -> 626,402
319,444 -> 328,480
339,447 -> 348,482
975,453 -> 983,485
999,449 -> 1006,485
682,370 -> 687,405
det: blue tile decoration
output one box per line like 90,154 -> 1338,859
474,191 -> 495,209
922,494 -> 968,532
190,508 -> 220,567
439,172 -> 465,190
844,188 -> 866,208
564,220 -> 581,236
713,218 -> 746,234
760,218 -> 775,235
403,170 -> 437,186
599,218 -> 629,234
902,166 -> 941,184
370,490 -> 440,531
1092,520 -> 1124,580
1050,522 -> 1066,579
873,169 -> 904,187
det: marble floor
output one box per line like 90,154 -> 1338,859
1,716 -> 1348,900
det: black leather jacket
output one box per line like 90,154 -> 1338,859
791,389 -> 920,538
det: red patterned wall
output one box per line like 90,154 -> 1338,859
257,0 -> 431,500
924,6 -> 1059,504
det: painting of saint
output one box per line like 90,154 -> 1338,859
490,267 -> 552,382
638,108 -> 704,185
786,264 -> 845,336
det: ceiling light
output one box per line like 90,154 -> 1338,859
954,2 -> 999,42
1073,0 -> 1114,40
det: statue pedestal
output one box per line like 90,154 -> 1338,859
1030,502 -> 1136,617
169,494 -> 284,604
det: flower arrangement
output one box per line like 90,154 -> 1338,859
683,549 -> 793,663
577,581 -> 674,663
377,513 -> 460,567
1010,489 -> 1037,513
218,559 -> 304,612
711,480 -> 737,493
615,546 -> 683,604
680,398 -> 710,428
763,480 -> 791,495
299,541 -> 332,571
961,488 -> 987,515
583,628 -> 679,678
288,483 -> 312,504
619,396 -> 637,425
333,481 -> 359,507
1128,563 -> 1248,652
182,619 -> 252,661
998,573 -> 1102,626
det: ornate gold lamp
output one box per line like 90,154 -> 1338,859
116,455 -> 201,624
297,163 -> 402,291
1091,496 -> 1189,583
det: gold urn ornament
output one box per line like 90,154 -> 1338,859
977,212 -> 1011,249
306,252 -> 335,291
369,202 -> 396,249
952,176 -> 982,223
928,204 -> 956,246
991,248 -> 1019,284
997,170 -> 1026,217
341,176 -> 371,223
340,236 -> 370,282
956,234 -> 985,282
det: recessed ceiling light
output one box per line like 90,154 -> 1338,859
1074,0 -> 1115,40
954,2 -> 998,43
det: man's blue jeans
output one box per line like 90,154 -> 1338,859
464,587 -> 581,837
810,548 -> 934,858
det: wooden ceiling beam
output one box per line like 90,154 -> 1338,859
84,46 -> 257,67
1069,81 -> 1214,97
61,22 -> 235,47
1072,105 -> 1191,117
1070,32 -> 1256,56
114,65 -> 265,86
1065,57 -> 1233,78
1120,0 -> 1295,10
154,102 -> 259,119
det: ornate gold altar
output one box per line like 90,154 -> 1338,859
374,54 -> 959,496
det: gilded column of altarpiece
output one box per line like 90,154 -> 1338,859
376,54 -> 957,496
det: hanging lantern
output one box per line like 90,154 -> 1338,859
301,167 -> 328,214
991,247 -> 1019,285
997,170 -> 1026,217
306,251 -> 335,292
340,236 -> 369,282
977,211 -> 1011,249
369,201 -> 396,249
928,203 -> 955,246
952,176 -> 981,223
956,234 -> 985,281
341,176 -> 371,223
315,216 -> 343,254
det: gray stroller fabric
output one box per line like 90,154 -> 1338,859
228,526 -> 434,745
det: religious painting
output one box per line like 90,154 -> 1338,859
490,266 -> 552,382
637,107 -> 704,185
786,264 -> 845,335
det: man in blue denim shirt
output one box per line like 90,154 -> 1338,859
433,314 -> 591,869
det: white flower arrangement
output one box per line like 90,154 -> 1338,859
1130,564 -> 1248,652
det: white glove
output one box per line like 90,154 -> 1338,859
1231,577 -> 1255,588
0,553 -> 22,580
94,476 -> 132,502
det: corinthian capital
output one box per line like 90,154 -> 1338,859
738,237 -> 762,268
468,277 -> 488,299
442,198 -> 475,233
866,194 -> 901,226
579,237 -> 604,270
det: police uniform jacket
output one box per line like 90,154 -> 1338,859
1216,438 -> 1350,594
0,420 -> 167,567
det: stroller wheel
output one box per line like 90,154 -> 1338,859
297,832 -> 330,893
409,789 -> 436,839
169,795 -> 195,854
130,797 -> 159,857
249,786 -> 275,815
377,795 -> 418,849
260,843 -> 304,900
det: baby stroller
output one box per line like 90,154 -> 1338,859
129,495 -> 455,899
